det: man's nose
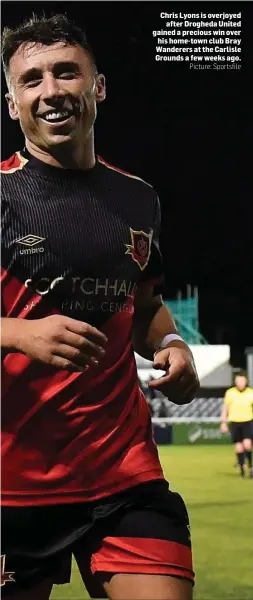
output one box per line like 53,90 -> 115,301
40,74 -> 65,102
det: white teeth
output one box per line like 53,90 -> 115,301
44,111 -> 70,121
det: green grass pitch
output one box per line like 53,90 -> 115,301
50,445 -> 253,599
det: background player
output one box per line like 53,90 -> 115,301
1,14 -> 199,600
220,373 -> 253,478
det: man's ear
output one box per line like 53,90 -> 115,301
95,74 -> 106,104
5,92 -> 19,120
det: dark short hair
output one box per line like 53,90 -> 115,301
235,371 -> 247,379
1,13 -> 97,77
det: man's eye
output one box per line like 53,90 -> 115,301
26,79 -> 41,88
58,72 -> 76,79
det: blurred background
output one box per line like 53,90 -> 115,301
1,2 -> 253,599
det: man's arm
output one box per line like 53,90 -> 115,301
1,316 -> 107,370
132,284 -> 178,361
133,283 -> 199,404
1,317 -> 26,353
220,397 -> 229,432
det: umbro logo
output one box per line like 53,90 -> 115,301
16,235 -> 46,255
16,235 -> 46,247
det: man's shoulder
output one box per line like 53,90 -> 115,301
97,156 -> 155,192
225,386 -> 236,395
0,151 -> 28,175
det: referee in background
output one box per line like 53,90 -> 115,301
220,372 -> 253,478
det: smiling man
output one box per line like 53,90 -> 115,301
1,14 -> 199,600
4,22 -> 104,168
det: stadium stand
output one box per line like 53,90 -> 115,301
143,391 -> 223,419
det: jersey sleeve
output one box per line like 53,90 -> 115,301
224,390 -> 232,406
140,195 -> 164,295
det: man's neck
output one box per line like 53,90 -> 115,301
25,136 -> 96,171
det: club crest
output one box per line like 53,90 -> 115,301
125,229 -> 152,270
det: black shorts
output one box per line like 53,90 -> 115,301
1,480 -> 194,597
230,420 -> 253,443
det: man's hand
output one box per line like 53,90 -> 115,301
15,315 -> 108,372
220,422 -> 229,433
148,343 -> 199,405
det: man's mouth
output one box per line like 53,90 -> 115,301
38,109 -> 75,125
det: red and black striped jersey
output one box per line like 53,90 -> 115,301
1,149 -> 165,506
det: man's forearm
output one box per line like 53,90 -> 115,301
1,317 -> 24,353
132,302 -> 180,361
221,404 -> 229,423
